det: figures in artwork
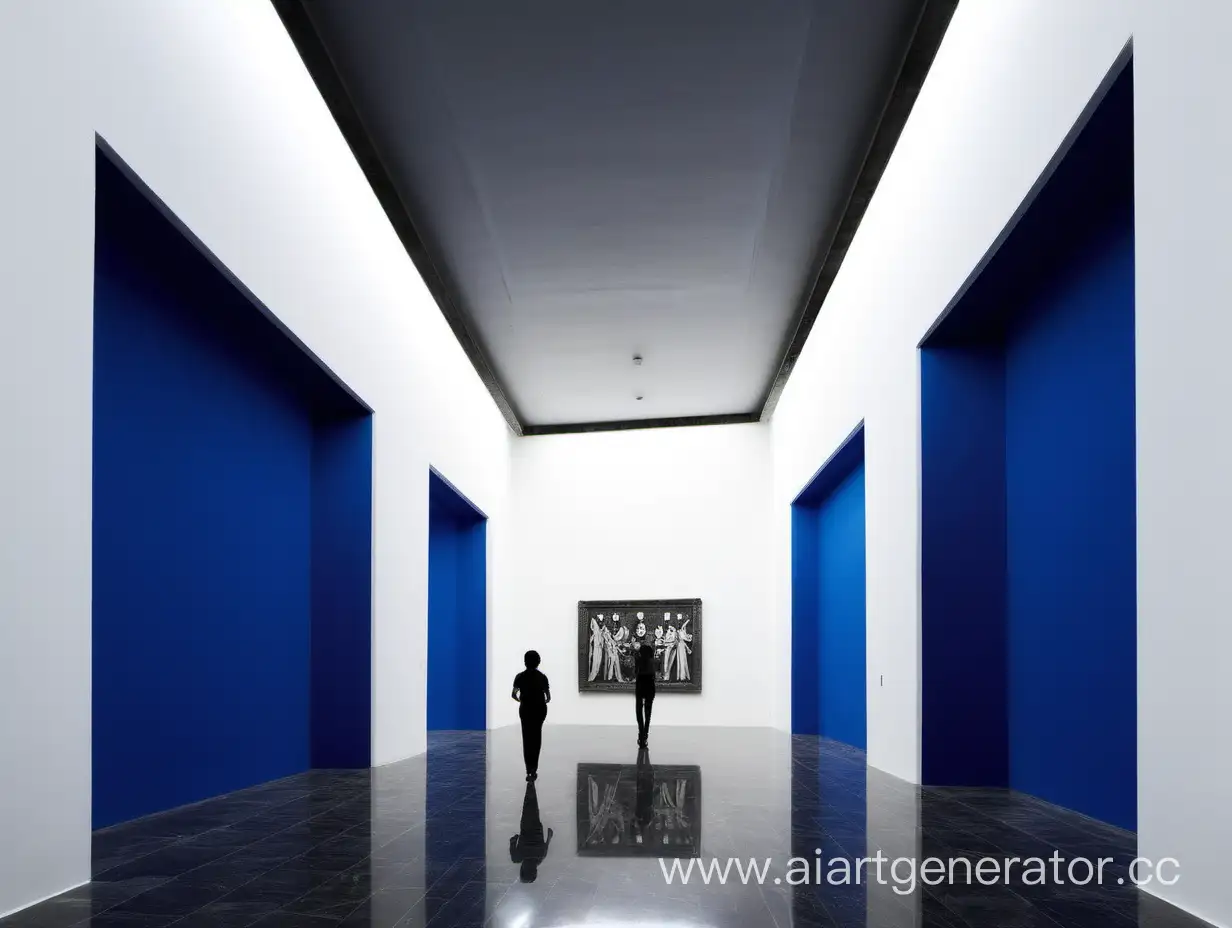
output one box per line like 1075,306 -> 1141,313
604,614 -> 629,682
661,616 -> 678,681
588,614 -> 604,681
579,601 -> 701,692
674,614 -> 692,682
633,613 -> 648,646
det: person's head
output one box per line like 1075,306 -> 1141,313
524,650 -> 541,669
637,611 -> 644,620
635,620 -> 647,638
639,644 -> 653,662
520,860 -> 538,882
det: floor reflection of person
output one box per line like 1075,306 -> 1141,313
634,746 -> 653,844
509,781 -> 553,883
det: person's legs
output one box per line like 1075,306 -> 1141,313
520,711 -> 534,775
644,693 -> 654,740
635,694 -> 647,743
526,710 -> 545,776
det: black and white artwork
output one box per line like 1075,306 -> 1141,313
577,599 -> 701,693
577,762 -> 701,858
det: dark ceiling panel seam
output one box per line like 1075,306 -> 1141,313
522,412 -> 761,437
756,0 -> 960,421
272,0 -> 957,438
270,0 -> 526,436
741,2 -> 818,298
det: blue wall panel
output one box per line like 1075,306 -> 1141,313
815,466 -> 867,750
791,426 -> 866,748
93,150 -> 371,828
918,62 -> 1135,827
1004,213 -> 1136,830
427,471 -> 488,732
311,415 -> 374,769
920,346 -> 1008,787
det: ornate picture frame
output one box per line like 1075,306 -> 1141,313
577,598 -> 702,693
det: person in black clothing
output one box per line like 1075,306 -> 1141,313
509,781 -> 553,882
634,643 -> 655,747
512,650 -> 550,780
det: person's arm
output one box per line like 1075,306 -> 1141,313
511,673 -> 521,702
544,676 -> 551,704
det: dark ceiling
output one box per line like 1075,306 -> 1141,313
274,0 -> 956,435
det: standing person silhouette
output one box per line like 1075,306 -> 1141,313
634,643 -> 655,747
509,781 -> 553,882
512,650 -> 550,781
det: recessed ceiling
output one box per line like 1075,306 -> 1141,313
274,0 -> 956,434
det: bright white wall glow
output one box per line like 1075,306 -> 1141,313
502,424 -> 773,728
3,1 -> 1232,926
771,0 -> 1232,925
0,0 -> 512,917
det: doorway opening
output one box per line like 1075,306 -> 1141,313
92,144 -> 372,829
791,423 -> 867,749
427,469 -> 488,731
918,57 -> 1136,829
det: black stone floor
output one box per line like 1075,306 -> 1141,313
0,726 -> 1214,928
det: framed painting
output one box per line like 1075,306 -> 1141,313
577,598 -> 701,693
577,761 -> 701,858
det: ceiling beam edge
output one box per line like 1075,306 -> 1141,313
756,0 -> 960,422
269,0 -> 526,436
521,412 -> 761,437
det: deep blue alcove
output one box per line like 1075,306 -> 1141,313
791,424 -> 867,749
427,469 -> 488,732
92,145 -> 373,829
919,58 -> 1136,829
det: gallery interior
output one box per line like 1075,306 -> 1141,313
1,2 -> 1229,928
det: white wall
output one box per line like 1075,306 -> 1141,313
0,0 -> 513,917
770,0 -> 1133,780
771,0 -> 1232,925
6,0 -> 1232,924
500,424 -> 773,729
1134,3 -> 1232,925
0,3 -> 95,918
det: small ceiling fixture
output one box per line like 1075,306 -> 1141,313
632,355 -> 643,366
636,395 -> 644,401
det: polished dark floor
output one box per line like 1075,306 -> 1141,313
0,726 -> 1213,928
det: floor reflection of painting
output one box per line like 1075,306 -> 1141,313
578,599 -> 702,693
576,761 -> 701,858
